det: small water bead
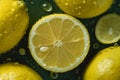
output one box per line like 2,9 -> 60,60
93,43 -> 99,49
13,62 -> 20,66
65,3 -> 69,6
93,1 -> 97,5
30,1 -> 34,4
50,72 -> 58,79
114,43 -> 119,46
19,48 -> 26,55
40,46 -> 49,52
82,0 -> 86,3
41,2 -> 53,12
6,58 -> 12,61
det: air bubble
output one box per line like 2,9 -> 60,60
93,43 -> 99,49
19,48 -> 26,55
41,2 -> 53,12
50,72 -> 58,79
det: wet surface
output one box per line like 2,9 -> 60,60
0,0 -> 120,80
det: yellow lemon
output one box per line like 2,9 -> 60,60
0,62 -> 43,80
0,0 -> 29,53
54,0 -> 113,18
29,14 -> 90,72
95,13 -> 120,44
83,46 -> 120,80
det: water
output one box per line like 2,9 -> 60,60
40,2 -> 53,12
19,48 -> 26,55
50,72 -> 58,79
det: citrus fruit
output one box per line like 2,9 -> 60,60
95,13 -> 120,44
0,0 -> 29,53
0,62 -> 43,80
29,14 -> 90,72
83,46 -> 120,80
54,0 -> 113,18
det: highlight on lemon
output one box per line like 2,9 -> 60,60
95,13 -> 120,44
54,0 -> 113,18
29,14 -> 90,73
83,46 -> 120,80
0,62 -> 43,80
0,0 -> 29,54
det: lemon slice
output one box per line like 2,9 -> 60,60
83,46 -> 120,80
0,0 -> 29,53
95,13 -> 120,44
29,14 -> 90,72
0,62 -> 43,80
54,0 -> 113,18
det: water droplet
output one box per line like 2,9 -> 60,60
82,0 -> 86,3
77,76 -> 81,80
30,1 -> 34,4
6,58 -> 12,61
93,43 -> 99,49
65,3 -> 69,6
15,14 -> 18,17
78,12 -> 81,15
0,33 -> 3,37
13,62 -> 19,66
119,4 -> 120,7
3,31 -> 8,34
19,48 -> 26,55
11,9 -> 15,12
41,2 -> 53,12
40,46 -> 49,52
50,72 -> 58,79
114,43 -> 119,46
79,6 -> 82,9
93,1 -> 97,5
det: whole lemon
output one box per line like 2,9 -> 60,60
0,0 -> 29,53
55,0 -> 113,18
0,62 -> 43,80
83,46 -> 120,80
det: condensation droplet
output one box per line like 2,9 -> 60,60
30,1 -> 34,4
41,2 -> 53,12
6,58 -> 12,61
93,43 -> 99,49
114,43 -> 119,46
19,48 -> 26,55
50,72 -> 58,79
65,3 -> 69,6
82,0 -> 86,3
13,62 -> 19,66
119,4 -> 120,7
40,46 -> 49,52
11,9 -> 15,12
93,1 -> 97,5
0,33 -> 2,37
77,76 -> 81,80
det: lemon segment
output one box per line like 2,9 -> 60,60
95,13 -> 120,44
0,63 -> 43,80
0,0 -> 29,53
29,14 -> 90,72
83,46 -> 120,80
54,0 -> 113,18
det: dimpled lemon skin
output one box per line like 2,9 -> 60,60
83,46 -> 120,80
0,63 -> 43,80
55,0 -> 113,18
0,0 -> 29,53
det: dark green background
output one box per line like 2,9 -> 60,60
0,0 -> 120,80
